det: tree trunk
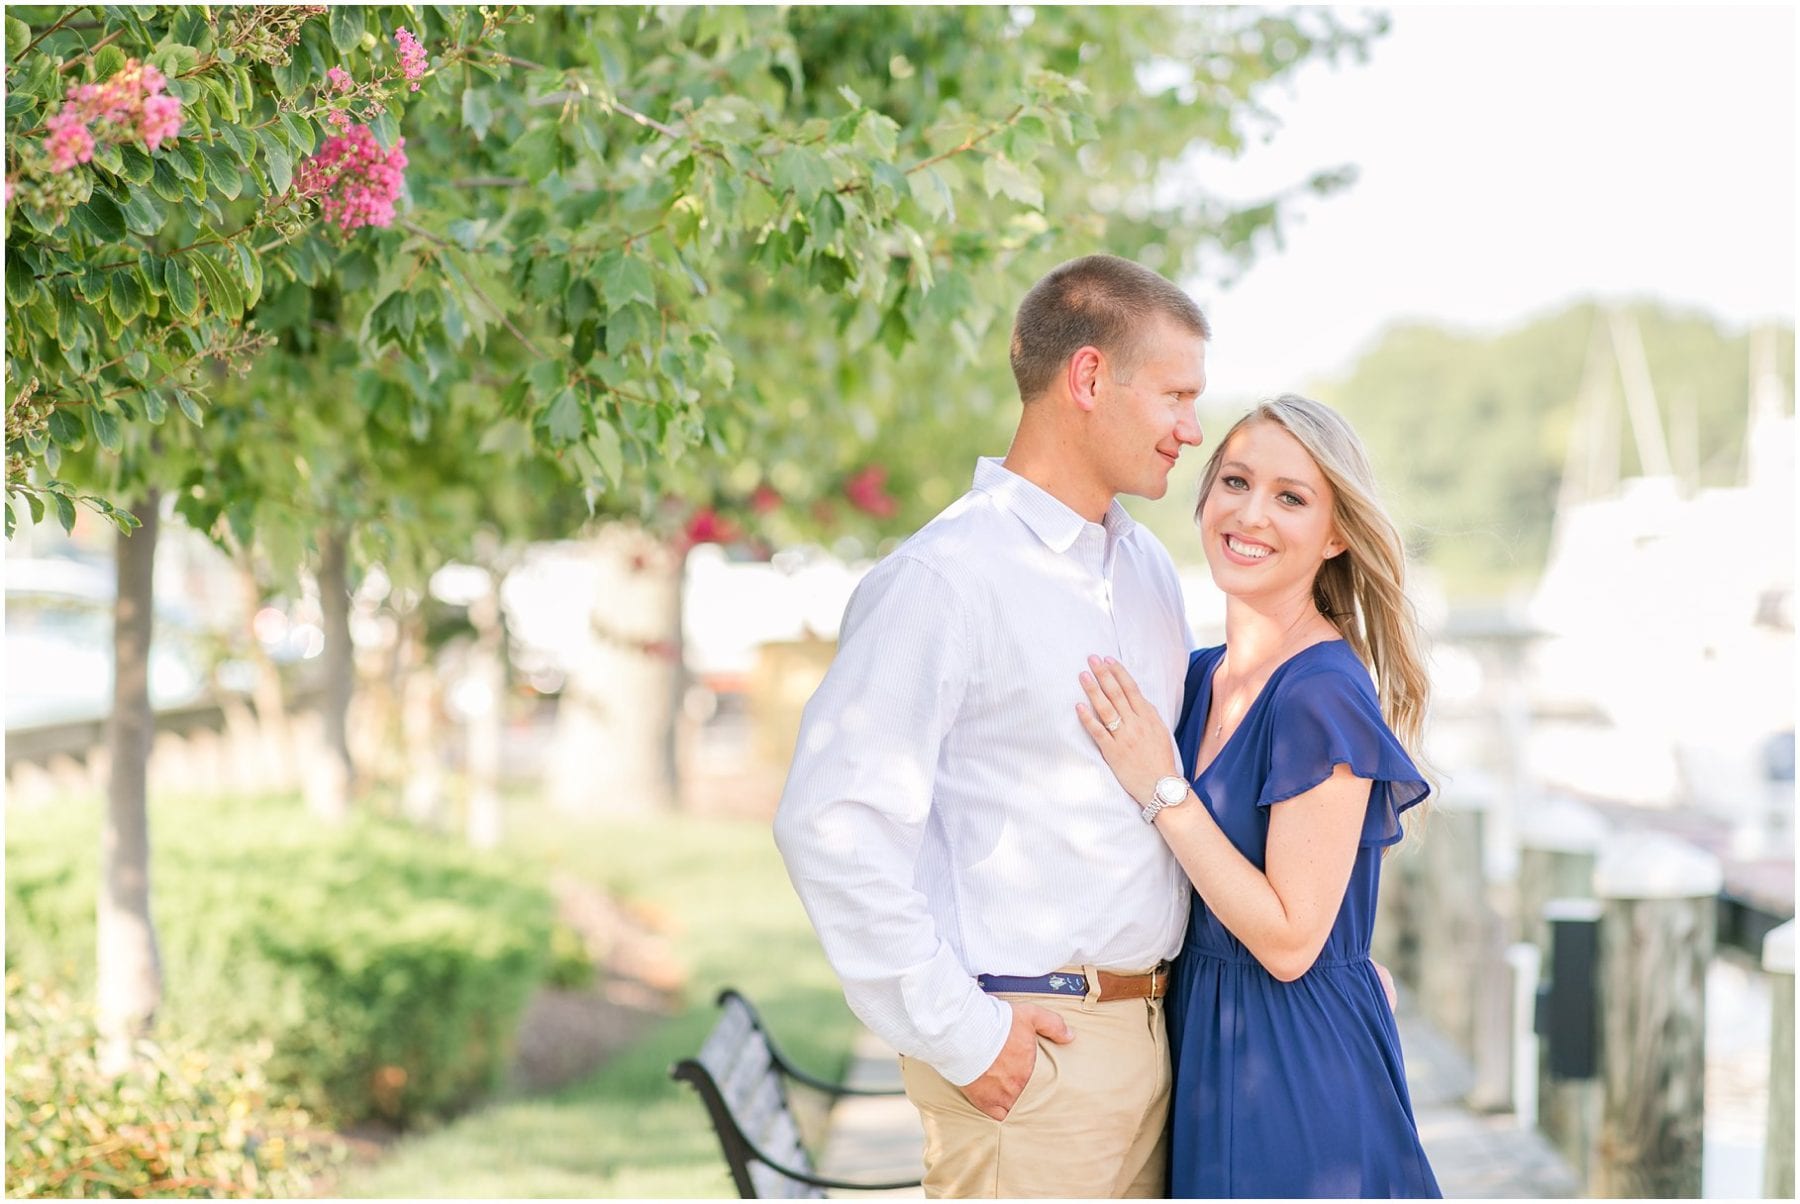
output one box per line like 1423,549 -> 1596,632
397,602 -> 445,828
546,523 -> 684,814
305,525 -> 354,822
464,574 -> 505,849
98,491 -> 163,1073
231,544 -> 296,790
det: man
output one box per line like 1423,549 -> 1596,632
774,254 -> 1209,1198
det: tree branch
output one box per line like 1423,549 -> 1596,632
400,218 -> 543,356
905,105 -> 1025,175
58,28 -> 124,73
11,11 -> 81,63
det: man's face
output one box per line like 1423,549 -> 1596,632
1093,317 -> 1208,501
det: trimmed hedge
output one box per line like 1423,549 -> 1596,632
4,974 -> 342,1198
5,794 -> 553,1127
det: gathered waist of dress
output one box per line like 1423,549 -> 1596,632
1183,943 -> 1373,971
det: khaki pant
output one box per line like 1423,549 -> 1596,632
898,976 -> 1170,1199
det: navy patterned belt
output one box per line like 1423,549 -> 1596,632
977,964 -> 1168,1002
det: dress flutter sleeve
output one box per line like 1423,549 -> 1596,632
1256,664 -> 1430,847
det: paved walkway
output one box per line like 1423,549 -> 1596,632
819,987 -> 1578,1199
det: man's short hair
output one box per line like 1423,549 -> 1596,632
1009,254 -> 1210,403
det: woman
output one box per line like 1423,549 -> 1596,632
1075,394 -> 1440,1198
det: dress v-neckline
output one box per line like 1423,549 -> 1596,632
1189,639 -> 1345,781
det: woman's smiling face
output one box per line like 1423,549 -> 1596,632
1199,420 -> 1345,602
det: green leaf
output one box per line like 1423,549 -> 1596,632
117,145 -> 155,185
856,110 -> 901,160
165,257 -> 199,316
236,242 -> 263,308
199,141 -> 242,199
512,125 -> 559,178
151,155 -> 186,202
48,409 -> 85,446
144,389 -> 168,424
981,154 -> 1043,209
5,17 -> 29,57
72,192 -> 128,243
119,187 -> 166,236
260,131 -> 293,195
91,407 -> 122,452
597,252 -> 656,314
53,491 -> 77,533
166,142 -> 198,181
878,291 -> 912,357
280,111 -> 316,155
370,108 -> 400,149
93,45 -> 128,80
329,5 -> 367,52
773,146 -> 835,206
590,421 -> 624,485
89,141 -> 125,176
200,73 -> 237,123
174,388 -> 204,426
462,87 -> 494,141
192,253 -> 243,318
108,270 -> 144,323
909,167 -> 955,223
25,491 -> 45,525
4,246 -> 34,307
670,195 -> 705,246
545,387 -> 583,443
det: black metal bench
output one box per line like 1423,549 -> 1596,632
671,988 -> 924,1198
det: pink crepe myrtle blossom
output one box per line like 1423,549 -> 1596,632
138,92 -> 182,150
393,28 -> 427,90
684,508 -> 741,546
40,57 -> 182,173
296,123 -> 408,233
43,109 -> 96,173
844,465 -> 899,519
326,66 -> 353,94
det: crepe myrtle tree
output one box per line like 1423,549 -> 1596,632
3,2 -> 518,1069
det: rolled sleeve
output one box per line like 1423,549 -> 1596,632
773,554 -> 1011,1084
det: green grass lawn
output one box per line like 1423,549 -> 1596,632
335,804 -> 860,1198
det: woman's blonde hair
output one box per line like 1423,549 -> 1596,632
1196,395 -> 1433,773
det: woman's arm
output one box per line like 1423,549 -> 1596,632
1153,765 -> 1367,981
1077,656 -> 1368,982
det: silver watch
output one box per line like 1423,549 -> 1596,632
1141,775 -> 1190,824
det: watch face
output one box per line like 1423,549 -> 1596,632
1156,776 -> 1187,806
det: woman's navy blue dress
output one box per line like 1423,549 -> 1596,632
1164,641 -> 1441,1198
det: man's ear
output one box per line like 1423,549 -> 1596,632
1066,346 -> 1103,412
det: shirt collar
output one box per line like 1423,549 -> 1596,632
972,457 -> 1138,554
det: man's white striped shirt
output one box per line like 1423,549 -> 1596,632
774,458 -> 1193,1085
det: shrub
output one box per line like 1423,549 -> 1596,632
543,920 -> 597,990
4,974 -> 343,1198
5,795 -> 553,1126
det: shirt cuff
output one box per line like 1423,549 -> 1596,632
927,989 -> 1015,1087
